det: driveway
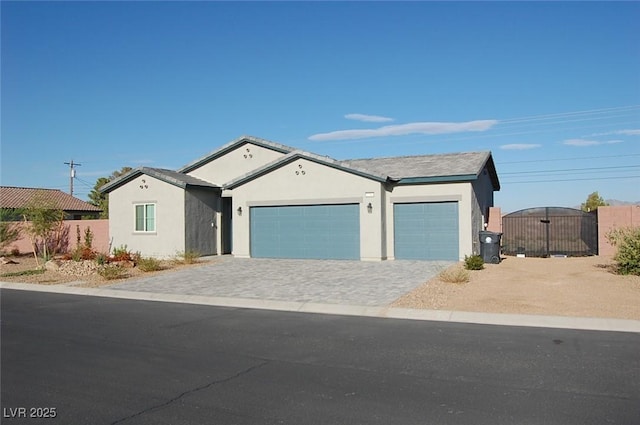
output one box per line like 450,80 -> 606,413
111,257 -> 450,306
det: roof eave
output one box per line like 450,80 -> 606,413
396,174 -> 479,185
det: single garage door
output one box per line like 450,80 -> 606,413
394,202 -> 459,260
250,204 -> 360,260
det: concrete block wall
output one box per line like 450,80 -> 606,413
3,219 -> 110,256
486,207 -> 502,233
597,205 -> 640,256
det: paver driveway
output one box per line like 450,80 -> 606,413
111,257 -> 451,306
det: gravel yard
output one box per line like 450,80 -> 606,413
393,255 -> 640,320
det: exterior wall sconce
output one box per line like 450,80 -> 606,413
237,207 -> 243,216
367,202 -> 373,213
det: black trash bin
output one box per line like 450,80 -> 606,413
479,231 -> 502,264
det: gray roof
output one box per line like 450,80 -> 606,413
100,167 -> 220,193
345,151 -> 489,179
224,150 -> 389,189
345,151 -> 500,189
178,135 -> 296,174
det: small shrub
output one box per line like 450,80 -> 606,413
175,250 -> 200,264
137,257 -> 162,272
97,264 -> 127,280
464,255 -> 485,270
83,226 -> 94,249
10,248 -> 20,257
70,246 -> 96,262
438,265 -> 470,284
95,252 -> 108,265
607,227 -> 640,276
112,245 -> 133,262
71,248 -> 83,262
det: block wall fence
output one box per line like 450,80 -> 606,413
4,219 -> 110,255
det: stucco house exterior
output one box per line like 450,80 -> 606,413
100,135 -> 500,261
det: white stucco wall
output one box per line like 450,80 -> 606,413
231,158 -> 387,261
108,174 -> 186,258
385,182 -> 474,261
186,142 -> 287,186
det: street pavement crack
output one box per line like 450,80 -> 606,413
109,360 -> 269,425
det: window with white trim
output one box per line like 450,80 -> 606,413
134,203 -> 156,232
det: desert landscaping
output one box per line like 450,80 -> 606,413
2,252 -> 639,320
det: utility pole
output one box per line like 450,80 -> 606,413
64,160 -> 81,196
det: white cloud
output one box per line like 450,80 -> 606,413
563,139 -> 623,147
615,129 -> 640,136
309,120 -> 498,141
500,144 -> 542,150
344,113 -> 394,123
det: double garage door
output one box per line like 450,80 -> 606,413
250,204 -> 360,260
249,201 -> 459,261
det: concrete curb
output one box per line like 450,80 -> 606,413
2,281 -> 640,333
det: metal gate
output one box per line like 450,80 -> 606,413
502,207 -> 598,257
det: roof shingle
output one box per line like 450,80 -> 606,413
0,187 -> 102,212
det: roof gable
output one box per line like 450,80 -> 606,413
178,135 -> 296,174
99,167 -> 220,193
224,150 -> 389,189
0,186 -> 102,212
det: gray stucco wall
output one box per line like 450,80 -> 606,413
185,188 -> 220,256
471,167 -> 496,254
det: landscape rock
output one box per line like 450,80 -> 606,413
1,257 -> 19,265
45,260 -> 62,271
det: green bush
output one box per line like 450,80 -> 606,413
464,255 -> 485,270
137,257 -> 162,272
607,227 -> 640,276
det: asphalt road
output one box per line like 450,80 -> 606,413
1,289 -> 639,425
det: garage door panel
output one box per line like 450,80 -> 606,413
394,202 -> 459,261
251,204 -> 360,260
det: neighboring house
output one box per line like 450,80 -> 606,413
100,135 -> 500,261
0,186 -> 102,220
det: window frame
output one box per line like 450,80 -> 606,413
134,203 -> 156,233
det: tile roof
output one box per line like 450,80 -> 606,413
99,167 -> 220,193
344,151 -> 492,179
0,186 -> 102,212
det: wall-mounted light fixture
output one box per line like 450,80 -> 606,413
367,202 -> 373,213
237,207 -> 243,216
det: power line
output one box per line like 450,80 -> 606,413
500,165 -> 640,176
499,105 -> 640,124
502,175 -> 640,184
498,153 -> 640,164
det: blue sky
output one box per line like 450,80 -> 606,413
1,1 -> 639,213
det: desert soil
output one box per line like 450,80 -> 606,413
393,255 -> 640,320
2,255 -> 639,320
